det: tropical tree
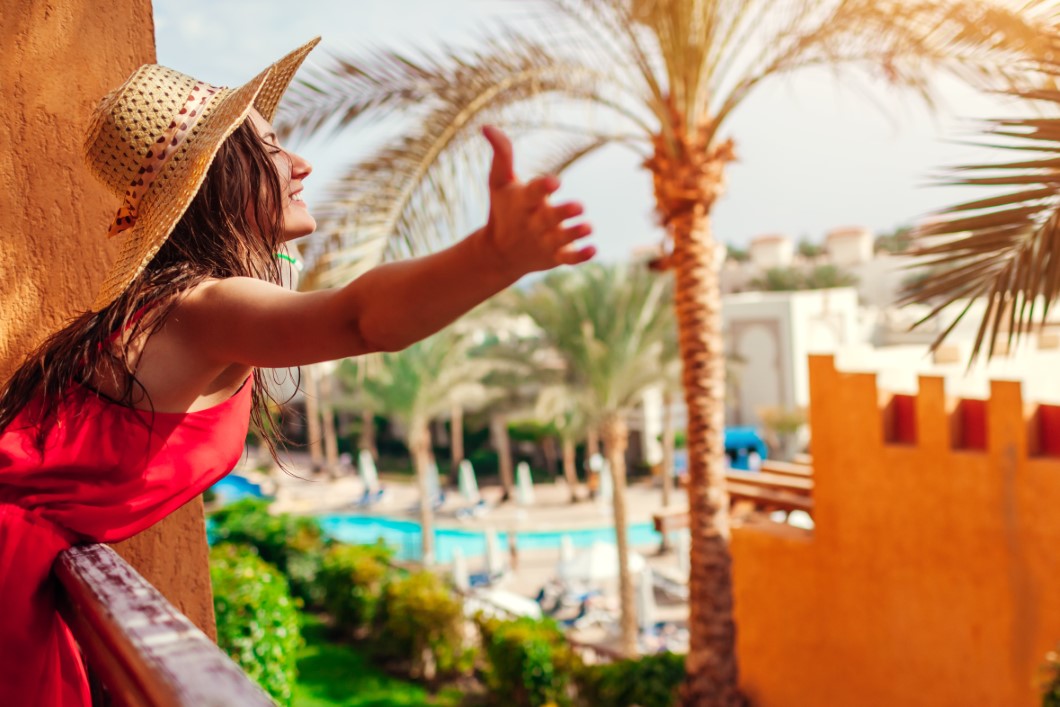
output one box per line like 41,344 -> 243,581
350,325 -> 498,564
900,71 -> 1060,360
513,263 -> 675,656
280,3 -> 1059,702
535,379 -> 592,503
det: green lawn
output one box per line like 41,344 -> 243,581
293,616 -> 465,707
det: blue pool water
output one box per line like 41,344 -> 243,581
210,474 -> 266,504
316,514 -> 663,564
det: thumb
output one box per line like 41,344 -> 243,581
483,125 -> 515,189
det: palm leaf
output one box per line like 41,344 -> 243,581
283,34 -> 650,284
900,87 -> 1060,361
707,0 -> 1060,142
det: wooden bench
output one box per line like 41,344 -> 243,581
653,482 -> 814,533
759,459 -> 814,479
725,482 -> 814,513
725,469 -> 813,494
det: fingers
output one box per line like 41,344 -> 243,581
483,125 -> 515,189
532,200 -> 584,233
555,244 -> 597,266
556,221 -> 593,246
524,175 -> 560,205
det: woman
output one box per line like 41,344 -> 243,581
0,38 -> 593,704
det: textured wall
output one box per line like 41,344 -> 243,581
732,355 -> 1060,706
2,1 -> 217,638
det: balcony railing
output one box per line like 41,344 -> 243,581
55,544 -> 274,706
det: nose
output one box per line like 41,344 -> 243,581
290,150 -> 312,180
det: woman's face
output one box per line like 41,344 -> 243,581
248,109 -> 316,241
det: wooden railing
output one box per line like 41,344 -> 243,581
55,544 -> 274,706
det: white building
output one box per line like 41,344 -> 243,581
749,234 -> 794,271
722,287 -> 860,427
825,226 -> 874,267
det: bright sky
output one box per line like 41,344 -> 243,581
154,0 -> 1032,263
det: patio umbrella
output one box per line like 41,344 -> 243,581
451,546 -> 470,592
597,460 -> 614,508
458,459 -> 480,503
485,527 -> 506,578
557,541 -> 644,583
426,458 -> 442,503
559,534 -> 575,565
676,529 -> 690,577
516,462 -> 535,506
637,567 -> 656,633
358,449 -> 379,495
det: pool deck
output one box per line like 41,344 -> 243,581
239,451 -> 692,650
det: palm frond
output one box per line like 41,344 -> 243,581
286,34 -> 651,285
710,0 -> 1060,142
900,87 -> 1060,361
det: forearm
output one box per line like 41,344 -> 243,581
342,227 -> 518,352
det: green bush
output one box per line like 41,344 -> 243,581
375,569 -> 473,680
477,615 -> 580,707
316,542 -> 395,637
209,498 -> 327,605
210,543 -> 303,705
1042,646 -> 1060,706
576,652 -> 685,707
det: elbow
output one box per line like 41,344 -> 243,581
352,318 -> 407,355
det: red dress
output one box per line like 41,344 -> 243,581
0,379 -> 252,705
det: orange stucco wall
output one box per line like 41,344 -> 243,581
2,0 -> 216,638
732,355 -> 1060,706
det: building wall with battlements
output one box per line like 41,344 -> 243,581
732,355 -> 1060,706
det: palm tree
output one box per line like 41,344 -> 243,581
535,380 -> 592,503
354,326 -> 495,564
513,263 -> 675,656
900,73 -> 1060,360
280,4 -> 1058,701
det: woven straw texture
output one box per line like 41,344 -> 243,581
84,37 -> 320,311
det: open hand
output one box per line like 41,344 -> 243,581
480,125 -> 595,278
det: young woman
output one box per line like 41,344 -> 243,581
0,38 -> 593,704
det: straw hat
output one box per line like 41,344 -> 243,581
84,37 -> 321,311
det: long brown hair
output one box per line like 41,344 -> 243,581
0,119 -> 293,458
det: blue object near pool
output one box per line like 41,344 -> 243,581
674,426 -> 769,473
209,474 -> 266,504
316,514 -> 663,564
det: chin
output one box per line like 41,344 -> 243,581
283,217 -> 317,241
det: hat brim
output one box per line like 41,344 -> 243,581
91,37 -> 320,311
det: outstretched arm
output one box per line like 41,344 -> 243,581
175,127 -> 595,368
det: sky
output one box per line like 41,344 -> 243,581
153,0 -> 1032,263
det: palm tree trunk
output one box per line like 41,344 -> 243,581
541,435 -> 559,481
602,414 -> 638,658
586,427 -> 600,459
490,413 -> 514,502
661,390 -> 676,509
659,390 -> 677,553
449,401 -> 464,486
318,371 -> 340,478
303,365 -> 324,472
647,113 -> 740,705
671,211 -> 739,706
562,437 -> 579,503
409,420 -> 435,565
359,407 -> 377,459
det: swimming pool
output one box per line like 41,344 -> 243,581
316,514 -> 663,564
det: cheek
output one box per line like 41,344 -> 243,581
271,154 -> 292,189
